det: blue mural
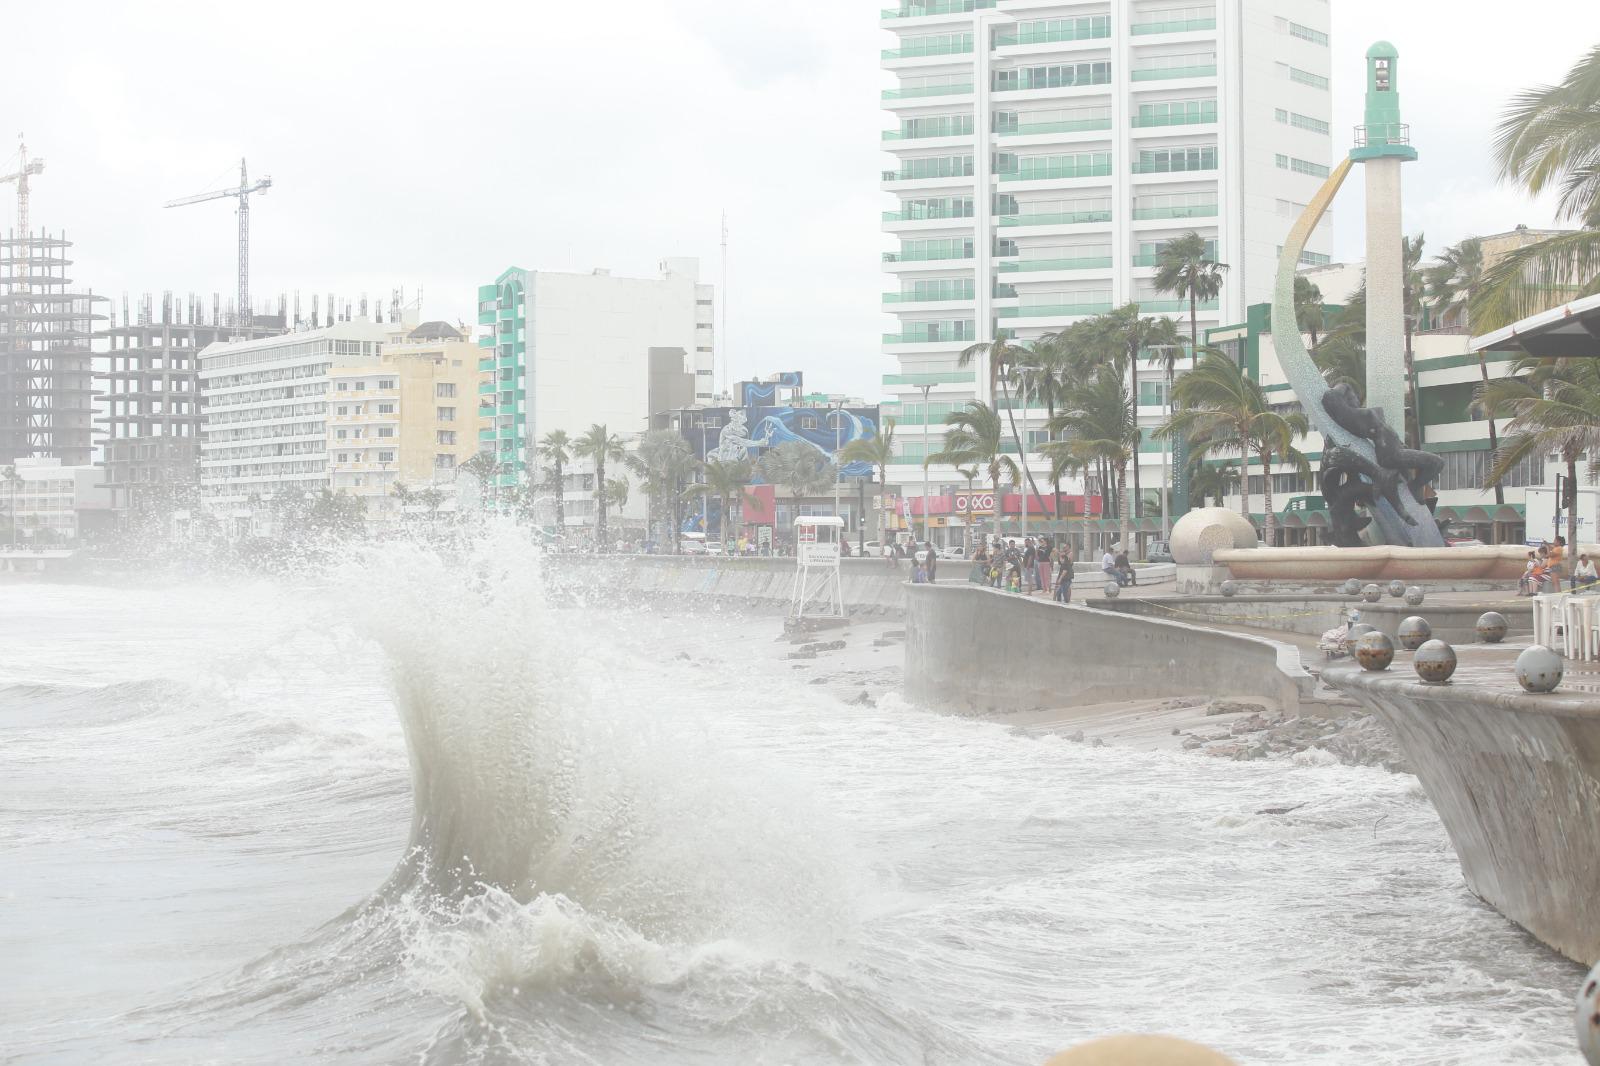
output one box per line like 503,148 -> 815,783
681,404 -> 880,480
738,372 -> 803,407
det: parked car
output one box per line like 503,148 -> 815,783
937,545 -> 966,559
1146,540 -> 1173,563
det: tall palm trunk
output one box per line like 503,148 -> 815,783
1126,348 -> 1143,546
553,460 -> 565,529
1567,453 -> 1579,565
1238,450 -> 1251,524
594,456 -> 608,548
1478,352 -> 1503,509
1259,448 -> 1276,546
1403,322 -> 1422,451
997,376 -> 1045,514
1118,460 -> 1131,553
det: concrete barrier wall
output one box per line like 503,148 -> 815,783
904,584 -> 1314,713
546,554 -> 911,615
1324,665 -> 1600,964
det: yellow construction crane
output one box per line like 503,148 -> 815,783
1,137 -> 44,269
165,158 -> 271,325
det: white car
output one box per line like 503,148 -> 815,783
937,545 -> 966,559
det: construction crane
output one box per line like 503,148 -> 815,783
165,158 -> 271,325
1,137 -> 44,274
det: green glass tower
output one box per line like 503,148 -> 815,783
477,267 -> 529,490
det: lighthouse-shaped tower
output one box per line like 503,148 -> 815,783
1350,42 -> 1418,437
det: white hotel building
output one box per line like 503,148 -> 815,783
880,0 -> 1334,520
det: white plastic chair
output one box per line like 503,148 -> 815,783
1566,595 -> 1600,662
1535,593 -> 1569,654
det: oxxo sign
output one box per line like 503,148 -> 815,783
953,493 -> 996,513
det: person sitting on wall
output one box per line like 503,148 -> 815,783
1113,547 -> 1137,587
1576,553 -> 1598,591
1101,546 -> 1124,586
1519,551 -> 1540,597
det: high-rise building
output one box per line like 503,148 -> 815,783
475,258 -> 714,494
98,292 -> 286,515
0,230 -> 106,466
880,0 -> 1334,529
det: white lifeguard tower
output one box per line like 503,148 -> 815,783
790,516 -> 845,621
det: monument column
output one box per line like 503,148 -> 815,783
1350,42 -> 1418,434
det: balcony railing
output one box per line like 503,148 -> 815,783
1132,202 -> 1218,220
1131,107 -> 1217,128
884,326 -> 977,344
997,116 -> 1112,137
882,39 -> 973,59
1133,298 -> 1220,312
998,209 -> 1111,227
1130,157 -> 1217,174
993,22 -> 1111,47
884,288 -> 975,304
1130,16 -> 1217,35
882,82 -> 974,100
882,371 -> 977,385
997,302 -> 1114,319
882,206 -> 975,222
1355,122 -> 1411,147
883,123 -> 974,141
998,255 -> 1113,273
1131,63 -> 1217,81
883,164 -> 975,181
883,248 -> 975,263
998,162 -> 1111,182
881,0 -> 994,18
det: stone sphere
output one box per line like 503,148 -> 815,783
1220,579 -> 1238,597
1045,1034 -> 1240,1066
1517,644 -> 1564,693
1361,583 -> 1382,603
1355,630 -> 1396,671
1342,578 -> 1362,597
1104,581 -> 1121,599
1397,616 -> 1433,651
1345,623 -> 1376,651
1387,579 -> 1407,598
1169,506 -> 1260,565
1413,639 -> 1458,684
1404,586 -> 1425,607
1476,611 -> 1508,644
1576,959 -> 1600,1065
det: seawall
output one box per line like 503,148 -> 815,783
545,554 -> 912,615
1324,664 -> 1600,964
1102,595 -> 1532,643
904,583 -> 1315,713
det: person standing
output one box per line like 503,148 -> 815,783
1054,540 -> 1075,603
923,541 -> 938,583
1036,538 -> 1052,595
1022,539 -> 1037,595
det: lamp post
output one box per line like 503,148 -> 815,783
1014,364 -> 1043,543
1148,343 -> 1183,546
918,382 -> 933,548
831,401 -> 843,523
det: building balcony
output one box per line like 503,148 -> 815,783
1131,203 -> 1218,221
884,288 -> 975,304
882,126 -> 974,142
998,163 -> 1111,183
882,83 -> 974,101
998,302 -> 1114,320
998,255 -> 1113,273
882,207 -> 975,223
996,117 -> 1112,137
881,0 -> 994,19
998,209 -> 1111,228
992,76 -> 1112,95
993,23 -> 1110,48
1133,298 -> 1219,313
882,40 -> 973,60
1130,16 -> 1217,35
883,327 -> 976,345
882,371 -> 977,386
1132,110 -> 1217,129
883,249 -> 975,263
1130,158 -> 1217,175
882,165 -> 975,183
1131,63 -> 1217,82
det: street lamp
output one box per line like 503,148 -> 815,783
917,382 -> 933,548
1146,343 -> 1185,546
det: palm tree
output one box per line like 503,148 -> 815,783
1044,369 -> 1137,552
627,429 -> 697,551
838,419 -> 896,552
757,440 -> 838,502
572,424 -> 626,549
1429,237 -> 1504,507
958,329 -> 1048,509
1152,230 -> 1228,357
1480,357 -> 1600,554
1187,457 -> 1240,508
955,465 -> 979,554
1155,349 -> 1310,546
685,458 -> 754,553
1474,45 -> 1600,328
1082,306 -> 1181,529
1293,275 -> 1326,350
1401,233 -> 1428,449
927,401 -> 1019,539
537,429 -> 572,531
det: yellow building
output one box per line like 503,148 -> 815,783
326,320 -> 482,526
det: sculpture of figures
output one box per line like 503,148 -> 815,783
1317,384 -> 1442,547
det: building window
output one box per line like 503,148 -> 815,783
378,451 -> 395,464
378,427 -> 395,438
337,405 -> 348,415
435,453 -> 456,469
355,381 -> 366,391
337,382 -> 349,391
336,429 -> 347,439
437,430 -> 456,445
378,403 -> 395,414
436,406 -> 455,421
379,378 -> 396,389
436,383 -> 457,398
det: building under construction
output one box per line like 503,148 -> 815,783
98,293 -> 285,513
0,229 -> 106,467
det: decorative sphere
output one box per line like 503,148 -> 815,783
1404,586 -> 1425,607
1477,611 -> 1508,644
1387,579 -> 1407,598
1517,644 -> 1564,693
1344,623 -> 1376,653
1342,578 -> 1362,597
1397,616 -> 1433,651
1045,1034 -> 1240,1066
1104,581 -> 1121,599
1413,639 -> 1458,684
1355,630 -> 1395,671
1220,579 -> 1238,597
1362,583 -> 1382,603
1576,959 -> 1600,1065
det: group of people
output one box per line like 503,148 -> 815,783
1519,537 -> 1600,595
1100,545 -> 1138,587
969,535 -> 1080,603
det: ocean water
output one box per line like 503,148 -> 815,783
0,535 -> 1583,1064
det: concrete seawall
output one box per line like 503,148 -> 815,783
546,554 -> 912,615
1103,595 -> 1532,643
1324,664 -> 1600,964
904,584 -> 1315,713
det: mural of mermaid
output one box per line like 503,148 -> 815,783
684,402 -> 881,480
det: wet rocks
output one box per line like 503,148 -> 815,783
1206,699 -> 1267,717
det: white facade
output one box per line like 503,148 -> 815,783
880,0 -> 1334,508
197,320 -> 389,508
1,457 -> 111,544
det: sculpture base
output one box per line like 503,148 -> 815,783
1215,545 -> 1528,582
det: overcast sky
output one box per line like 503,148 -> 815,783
9,1 -> 1592,402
